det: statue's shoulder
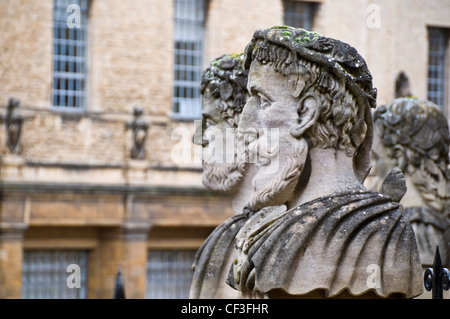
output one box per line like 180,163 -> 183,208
229,188 -> 422,298
294,188 -> 401,213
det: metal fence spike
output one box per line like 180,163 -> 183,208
424,246 -> 450,299
113,267 -> 126,299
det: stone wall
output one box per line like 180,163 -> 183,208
205,0 -> 283,64
1,0 -> 449,170
20,115 -> 125,165
89,0 -> 174,116
314,0 -> 450,113
0,0 -> 52,109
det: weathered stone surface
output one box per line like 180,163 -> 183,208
228,190 -> 422,298
2,0 -> 446,300
190,53 -> 251,298
370,98 -> 450,267
0,1 -> 52,109
379,167 -> 407,202
226,26 -> 422,299
21,115 -> 125,165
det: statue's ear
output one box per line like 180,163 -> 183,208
291,92 -> 320,138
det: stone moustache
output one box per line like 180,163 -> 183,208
226,26 -> 423,299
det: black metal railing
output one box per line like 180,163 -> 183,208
423,246 -> 450,299
113,267 -> 126,299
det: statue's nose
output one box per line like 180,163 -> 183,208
192,121 -> 202,145
192,120 -> 208,147
238,97 -> 259,133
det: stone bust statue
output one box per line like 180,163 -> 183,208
193,53 -> 249,204
370,98 -> 450,268
6,97 -> 23,154
190,53 -> 254,298
226,26 -> 423,299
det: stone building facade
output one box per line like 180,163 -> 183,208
0,0 -> 449,298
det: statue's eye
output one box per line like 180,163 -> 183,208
259,94 -> 271,110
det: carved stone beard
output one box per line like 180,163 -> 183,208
409,162 -> 447,213
201,140 -> 246,193
248,135 -> 308,211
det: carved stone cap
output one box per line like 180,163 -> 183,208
373,98 -> 450,153
200,53 -> 249,128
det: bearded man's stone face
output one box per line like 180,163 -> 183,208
194,87 -> 245,193
365,122 -> 398,192
238,59 -> 309,210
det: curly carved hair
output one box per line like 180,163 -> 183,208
373,98 -> 450,213
248,39 -> 365,157
200,53 -> 249,129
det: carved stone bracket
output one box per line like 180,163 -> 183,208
5,98 -> 24,155
125,107 -> 149,160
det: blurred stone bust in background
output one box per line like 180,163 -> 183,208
191,53 -> 254,298
369,97 -> 450,268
